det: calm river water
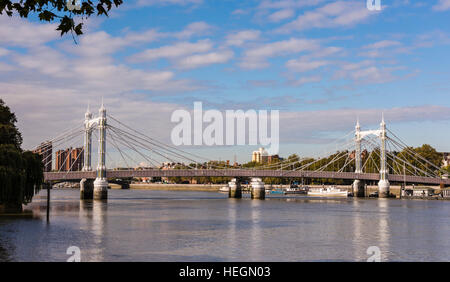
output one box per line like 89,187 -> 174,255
0,189 -> 449,262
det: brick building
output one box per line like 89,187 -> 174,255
55,147 -> 84,171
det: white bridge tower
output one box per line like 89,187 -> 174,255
93,101 -> 108,199
353,116 -> 390,198
352,119 -> 364,197
80,101 -> 108,200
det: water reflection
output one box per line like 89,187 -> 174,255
226,199 -> 237,260
249,200 -> 262,260
351,199 -> 364,261
91,200 -> 107,261
1,189 -> 450,261
78,199 -> 107,261
377,199 -> 390,260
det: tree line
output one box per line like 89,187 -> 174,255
0,99 -> 43,212
163,144 -> 445,185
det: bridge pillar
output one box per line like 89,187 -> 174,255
353,120 -> 365,197
251,178 -> 265,200
94,101 -> 108,200
228,178 -> 242,198
80,178 -> 94,199
83,104 -> 93,172
378,115 -> 390,198
353,180 -> 365,197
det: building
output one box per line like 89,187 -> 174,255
267,154 -> 280,163
33,141 -> 52,172
252,148 -> 280,164
55,149 -> 67,171
252,147 -> 268,164
55,147 -> 84,171
349,149 -> 368,160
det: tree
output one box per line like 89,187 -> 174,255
0,0 -> 123,38
0,99 -> 22,149
0,99 -> 43,213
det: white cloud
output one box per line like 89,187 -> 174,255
358,40 -> 402,58
276,1 -> 375,33
176,50 -> 234,69
286,57 -> 330,72
289,75 -> 322,86
0,47 -> 9,56
433,0 -> 450,11
363,40 -> 402,49
279,105 -> 450,143
268,9 -> 295,22
174,21 -> 214,39
258,0 -> 326,10
0,62 -> 15,72
0,16 -> 206,152
333,60 -> 401,84
136,0 -> 203,6
129,39 -> 213,62
240,38 -> 320,69
231,9 -> 248,15
0,15 -> 58,47
225,30 -> 261,46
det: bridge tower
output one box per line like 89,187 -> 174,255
83,104 -> 92,172
352,119 -> 365,197
93,101 -> 108,200
80,105 -> 94,199
378,115 -> 390,198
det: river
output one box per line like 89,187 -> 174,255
0,189 -> 449,261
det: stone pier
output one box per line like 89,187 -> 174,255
251,178 -> 265,199
80,178 -> 94,199
352,179 -> 365,197
228,178 -> 242,198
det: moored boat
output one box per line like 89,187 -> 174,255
219,186 -> 229,193
307,186 -> 348,197
268,188 -> 284,194
284,186 -> 308,195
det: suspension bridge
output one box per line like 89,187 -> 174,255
35,103 -> 450,200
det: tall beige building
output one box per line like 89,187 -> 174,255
252,147 -> 269,164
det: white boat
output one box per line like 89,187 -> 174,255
219,186 -> 229,193
307,186 -> 348,197
284,186 -> 308,195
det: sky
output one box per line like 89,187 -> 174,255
1,0 -> 450,165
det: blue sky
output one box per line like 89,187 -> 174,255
1,0 -> 450,165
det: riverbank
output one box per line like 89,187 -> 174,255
120,183 -> 223,191
117,184 -> 444,197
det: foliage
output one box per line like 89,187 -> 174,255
0,0 -> 123,37
0,99 -> 43,207
0,99 -> 22,149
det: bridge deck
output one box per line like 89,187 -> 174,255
44,169 -> 450,185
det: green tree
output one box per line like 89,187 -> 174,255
0,99 -> 22,149
0,0 -> 123,37
0,99 -> 43,212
